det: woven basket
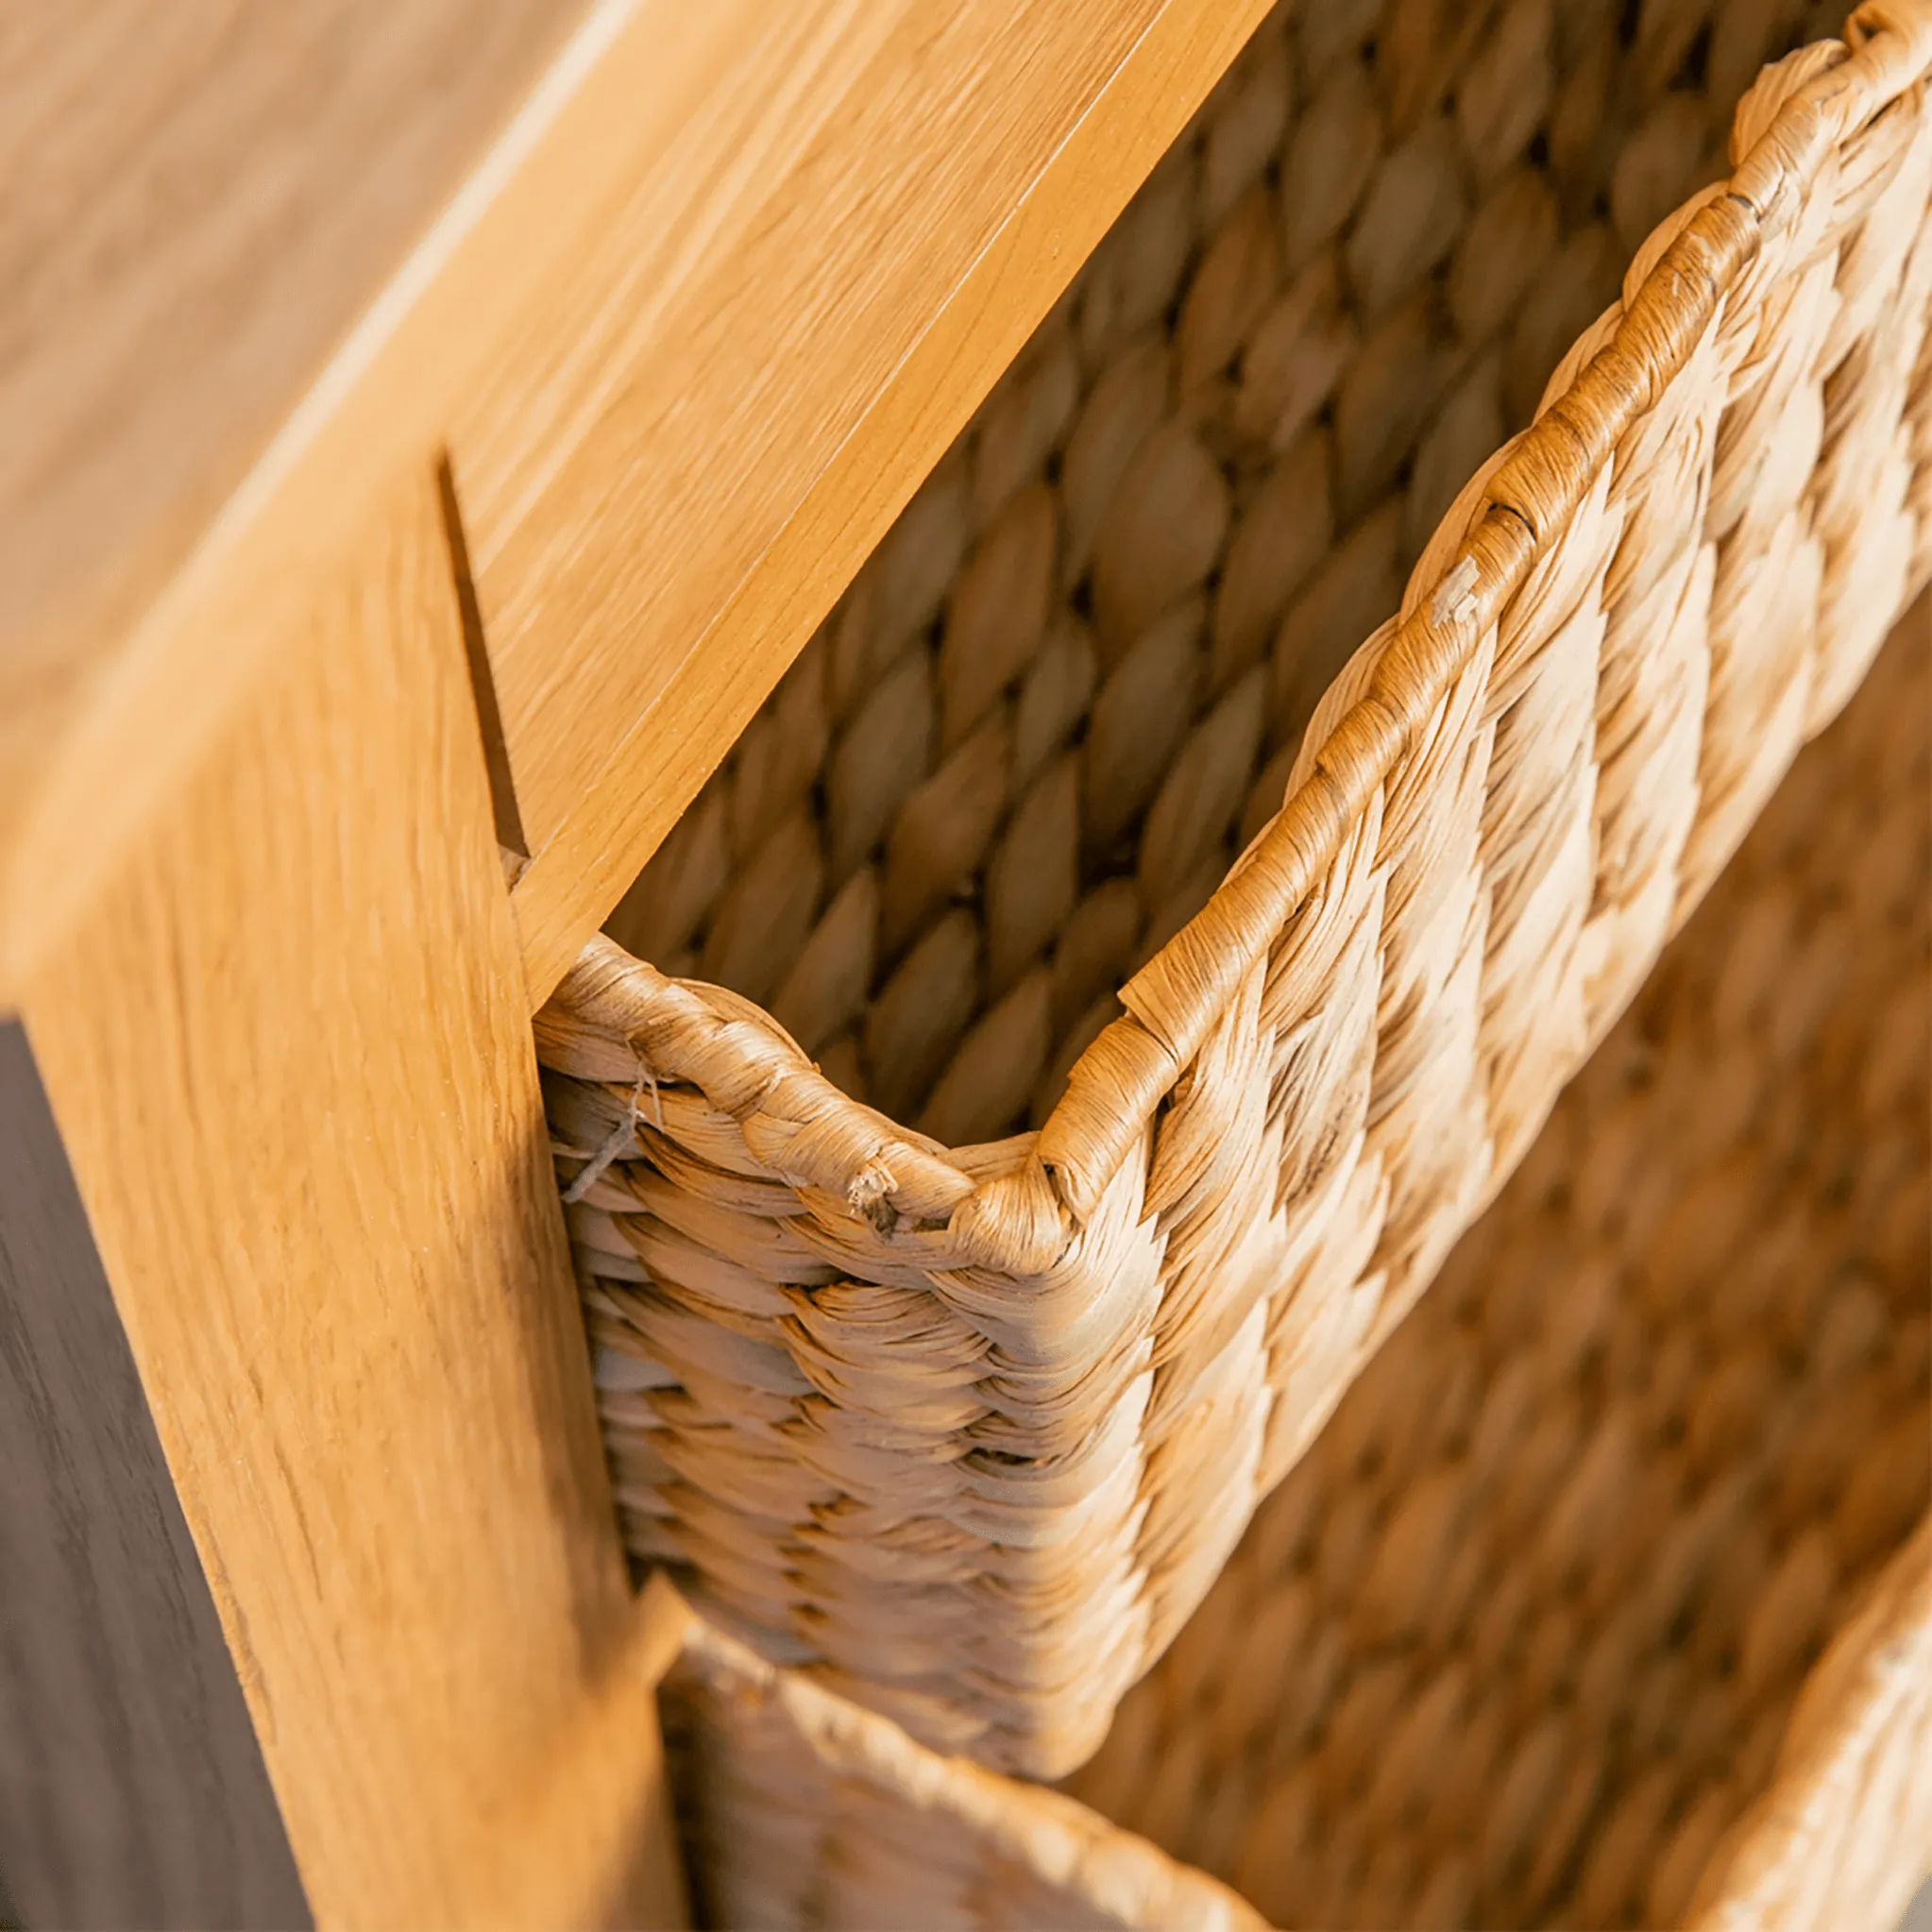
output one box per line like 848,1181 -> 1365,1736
537,0 -> 1932,1774
661,604 -> 1931,1930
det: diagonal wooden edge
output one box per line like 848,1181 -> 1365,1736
0,0 -> 1279,1019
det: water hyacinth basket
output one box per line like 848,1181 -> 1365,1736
665,603 -> 1930,1930
536,0 -> 1932,1780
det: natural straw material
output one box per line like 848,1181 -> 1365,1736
540,1 -> 1932,1773
661,1617 -> 1266,1932
1062,605 -> 1932,1928
666,606 -> 1931,1931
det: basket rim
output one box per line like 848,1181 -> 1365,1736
543,1 -> 1932,1279
1684,1515 -> 1932,1924
668,1593 -> 1271,1932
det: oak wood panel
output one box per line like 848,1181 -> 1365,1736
0,1020 -> 312,1931
0,0 -> 580,860
0,0 -> 1274,1019
0,0 -> 774,999
14,471 -> 683,1929
461,0 -> 1279,1003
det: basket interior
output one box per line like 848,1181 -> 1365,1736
603,0 -> 1850,1149
1051,613 -> 1931,1928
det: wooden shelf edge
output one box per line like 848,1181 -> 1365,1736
0,0 -> 1272,1016
0,8 -> 1270,1911
503,0 -> 1278,1008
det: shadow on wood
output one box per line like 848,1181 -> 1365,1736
0,1020 -> 311,1930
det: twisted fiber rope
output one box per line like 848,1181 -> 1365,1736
1062,610 -> 1931,1928
660,1615 -> 1266,1932
542,3 -> 1932,1772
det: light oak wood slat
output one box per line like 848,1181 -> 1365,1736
466,0 -> 1279,1004
0,0 -> 1275,1018
14,470 -> 684,1930
0,0 -> 581,863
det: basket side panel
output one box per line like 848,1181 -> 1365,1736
544,8 -> 1932,1778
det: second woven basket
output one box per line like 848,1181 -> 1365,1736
538,0 -> 1932,1773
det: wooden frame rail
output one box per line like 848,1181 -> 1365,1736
0,1 -> 1270,1923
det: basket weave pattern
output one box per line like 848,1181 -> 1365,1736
540,3 -> 1932,1772
1062,609 -> 1932,1928
662,1618 -> 1266,1932
666,607 -> 1930,1931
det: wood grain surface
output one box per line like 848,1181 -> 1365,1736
483,0 -> 1280,1004
0,0 -> 578,856
14,471 -> 683,1928
0,0 -> 1276,1014
0,1021 -> 312,1931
